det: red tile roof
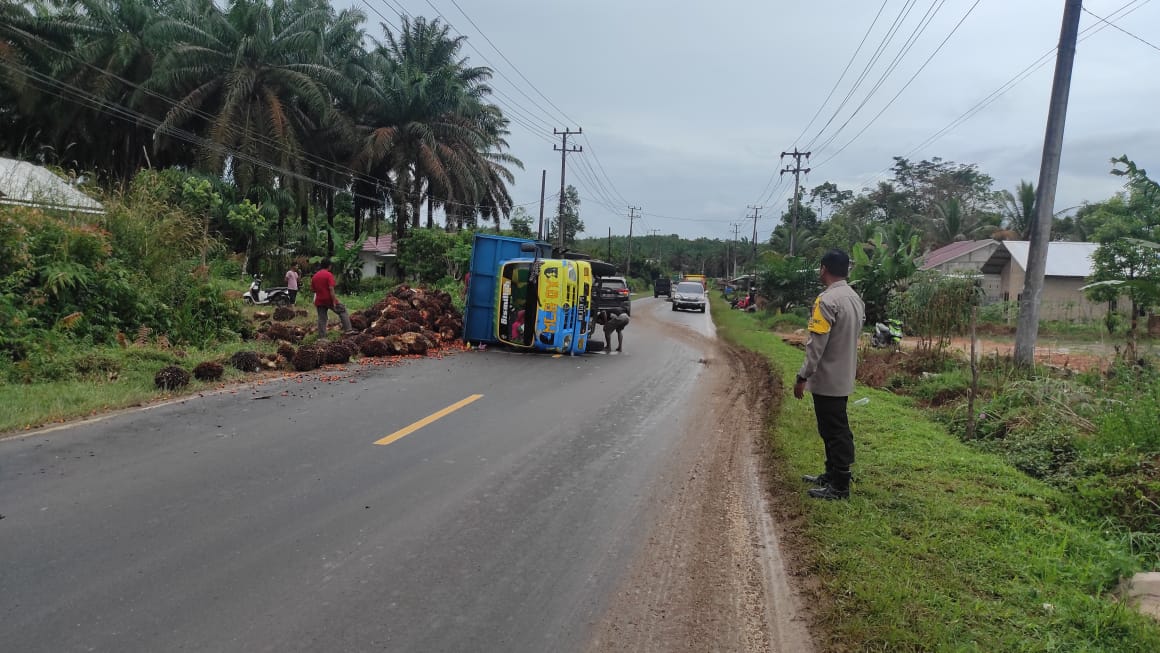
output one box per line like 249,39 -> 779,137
346,235 -> 395,255
921,239 -> 996,270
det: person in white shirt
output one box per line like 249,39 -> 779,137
284,263 -> 300,304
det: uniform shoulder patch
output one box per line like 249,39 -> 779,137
808,296 -> 831,334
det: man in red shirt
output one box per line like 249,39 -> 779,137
311,259 -> 352,338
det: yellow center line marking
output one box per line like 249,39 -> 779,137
552,354 -> 563,359
374,394 -> 484,446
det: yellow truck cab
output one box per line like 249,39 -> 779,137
496,258 -> 592,354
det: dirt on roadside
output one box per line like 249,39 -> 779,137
779,329 -> 1113,372
587,307 -> 817,653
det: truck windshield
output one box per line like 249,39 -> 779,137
498,262 -> 535,346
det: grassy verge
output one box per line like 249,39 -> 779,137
0,339 -> 285,434
711,294 -> 1160,652
1,301 -> 351,435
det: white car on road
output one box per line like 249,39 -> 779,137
671,281 -> 707,313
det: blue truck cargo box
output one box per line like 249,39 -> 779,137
464,234 -> 552,344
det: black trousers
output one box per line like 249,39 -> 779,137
812,394 -> 855,471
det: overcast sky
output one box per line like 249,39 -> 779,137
353,0 -> 1160,241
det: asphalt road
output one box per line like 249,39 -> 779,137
0,297 -> 717,652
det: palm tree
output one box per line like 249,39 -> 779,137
42,0 -> 167,179
929,197 -> 992,247
769,223 -> 816,256
146,0 -> 343,194
1000,180 -> 1036,239
354,16 -> 503,244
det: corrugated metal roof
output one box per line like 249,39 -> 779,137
921,239 -> 996,270
0,157 -> 104,213
985,240 -> 1098,277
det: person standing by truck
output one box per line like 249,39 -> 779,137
311,258 -> 351,338
793,249 -> 865,500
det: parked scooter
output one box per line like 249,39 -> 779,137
871,318 -> 903,349
243,275 -> 293,306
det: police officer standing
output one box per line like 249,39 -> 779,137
794,249 -> 865,500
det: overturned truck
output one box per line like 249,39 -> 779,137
463,234 -> 616,355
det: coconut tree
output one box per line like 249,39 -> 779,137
929,197 -> 996,247
1000,180 -> 1036,239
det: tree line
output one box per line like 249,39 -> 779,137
0,0 -> 521,255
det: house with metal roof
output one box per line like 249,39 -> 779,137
979,240 -> 1104,321
921,239 -> 1002,300
0,157 -> 104,214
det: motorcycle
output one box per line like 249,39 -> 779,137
871,318 -> 903,350
243,275 -> 293,306
731,291 -> 756,312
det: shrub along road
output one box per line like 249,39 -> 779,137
0,298 -> 811,651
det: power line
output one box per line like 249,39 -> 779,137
750,0 -> 889,204
580,133 -> 631,207
812,0 -> 984,170
801,0 -> 924,153
756,0 -> 926,206
853,0 -> 1152,188
789,0 -> 892,150
415,0 -> 570,132
446,0 -> 578,125
1082,5 -> 1160,52
809,0 -> 955,159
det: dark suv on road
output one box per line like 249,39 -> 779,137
594,276 -> 631,316
653,278 -> 671,298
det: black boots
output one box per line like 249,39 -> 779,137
807,470 -> 851,500
802,472 -> 829,485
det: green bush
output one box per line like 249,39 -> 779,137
397,228 -> 472,284
890,271 -> 981,354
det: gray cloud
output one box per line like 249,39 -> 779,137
345,0 -> 1160,240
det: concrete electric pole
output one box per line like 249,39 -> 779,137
537,169 -> 547,240
626,206 -> 641,276
730,222 -> 743,278
747,205 -> 762,283
1014,0 -> 1083,366
780,148 -> 811,257
553,128 -> 582,249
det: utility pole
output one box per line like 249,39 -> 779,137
1014,0 -> 1082,367
537,169 -> 546,240
649,228 -> 661,262
607,226 -> 612,260
730,222 -> 743,278
626,206 -> 641,276
747,205 -> 762,284
779,148 -> 811,256
553,128 -> 582,249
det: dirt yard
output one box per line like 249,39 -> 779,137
777,329 -> 1151,372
